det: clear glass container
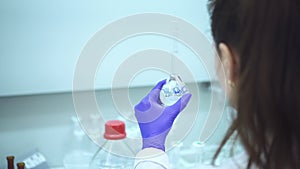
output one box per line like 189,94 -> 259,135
89,140 -> 134,169
63,116 -> 94,169
192,141 -> 205,166
160,74 -> 189,106
168,141 -> 183,169
89,120 -> 135,169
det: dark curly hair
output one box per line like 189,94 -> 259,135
208,0 -> 300,168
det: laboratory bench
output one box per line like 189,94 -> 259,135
0,82 -> 240,168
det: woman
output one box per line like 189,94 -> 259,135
133,0 -> 300,168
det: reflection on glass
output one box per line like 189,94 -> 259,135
160,74 -> 189,106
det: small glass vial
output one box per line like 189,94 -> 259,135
160,74 -> 189,106
17,162 -> 25,169
6,156 -> 15,169
89,120 -> 134,169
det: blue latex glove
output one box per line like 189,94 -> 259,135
134,79 -> 192,151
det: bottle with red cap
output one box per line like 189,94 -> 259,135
89,120 -> 135,169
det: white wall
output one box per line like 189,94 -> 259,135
0,0 -> 212,96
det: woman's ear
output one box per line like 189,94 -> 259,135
218,43 -> 238,83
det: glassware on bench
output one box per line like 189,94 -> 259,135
89,120 -> 135,169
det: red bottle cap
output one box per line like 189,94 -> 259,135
104,120 -> 126,140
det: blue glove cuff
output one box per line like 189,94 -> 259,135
142,136 -> 166,151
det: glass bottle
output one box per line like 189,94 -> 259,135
63,116 -> 94,169
169,141 -> 183,169
89,120 -> 135,169
16,162 -> 25,169
6,156 -> 15,169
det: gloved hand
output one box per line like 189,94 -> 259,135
134,79 -> 192,151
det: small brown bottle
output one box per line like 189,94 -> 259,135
6,156 -> 15,169
17,162 -> 25,169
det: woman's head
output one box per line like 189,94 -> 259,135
209,0 -> 300,168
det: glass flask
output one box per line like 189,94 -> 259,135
160,74 -> 189,106
89,120 -> 135,169
63,116 -> 94,169
192,141 -> 205,166
168,141 -> 183,169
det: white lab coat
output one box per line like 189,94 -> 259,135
134,148 -> 251,169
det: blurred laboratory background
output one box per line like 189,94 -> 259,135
0,0 -> 243,169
